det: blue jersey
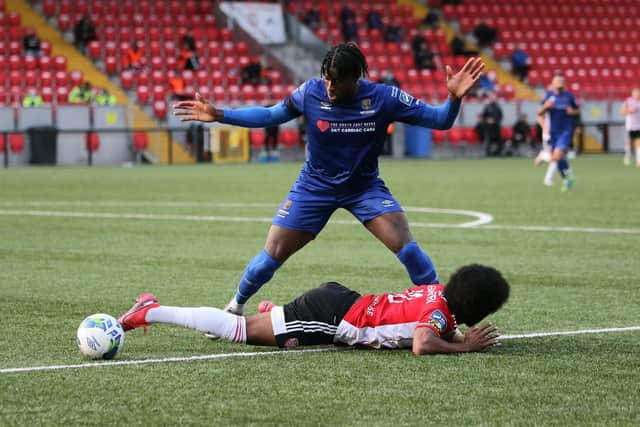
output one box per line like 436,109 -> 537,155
287,79 -> 458,189
542,90 -> 578,137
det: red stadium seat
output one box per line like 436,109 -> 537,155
104,56 -> 118,75
86,132 -> 100,153
25,70 -> 38,88
448,127 -> 465,146
41,86 -> 54,103
136,86 -> 150,104
8,133 -> 25,154
24,55 -> 38,70
54,55 -> 67,71
250,129 -> 265,149
54,70 -> 69,88
133,132 -> 149,152
432,129 -> 447,145
70,70 -> 84,87
120,70 -> 135,90
153,100 -> 167,120
152,85 -> 166,102
279,129 -> 299,148
464,127 -> 480,145
88,41 -> 101,60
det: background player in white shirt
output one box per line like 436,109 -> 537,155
119,264 -> 510,355
622,88 -> 640,167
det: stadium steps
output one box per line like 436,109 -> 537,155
400,0 -> 602,153
6,0 -> 194,164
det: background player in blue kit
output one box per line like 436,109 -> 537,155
173,43 -> 485,317
538,73 -> 580,191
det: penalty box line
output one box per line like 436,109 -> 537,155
1,326 -> 639,375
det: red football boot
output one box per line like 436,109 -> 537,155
118,293 -> 159,334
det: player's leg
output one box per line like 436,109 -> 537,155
346,180 -> 439,285
553,131 -> 574,192
226,190 -> 336,314
543,136 -> 558,186
624,132 -> 632,166
119,293 -> 277,345
227,225 -> 314,314
633,132 -> 640,167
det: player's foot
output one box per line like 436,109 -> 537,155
534,156 -> 543,167
118,293 -> 159,333
624,155 -> 631,166
561,174 -> 574,192
543,178 -> 553,187
258,300 -> 275,313
205,298 -> 245,340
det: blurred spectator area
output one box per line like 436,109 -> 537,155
441,0 -> 640,100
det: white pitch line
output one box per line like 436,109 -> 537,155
500,326 -> 640,340
0,209 -> 639,235
1,326 -> 638,375
0,201 -> 493,228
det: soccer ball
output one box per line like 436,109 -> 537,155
76,313 -> 125,359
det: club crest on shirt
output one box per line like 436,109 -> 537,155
361,98 -> 372,110
283,199 -> 293,209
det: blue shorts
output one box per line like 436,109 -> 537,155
272,178 -> 404,235
550,129 -> 573,152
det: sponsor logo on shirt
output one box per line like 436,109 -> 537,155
316,120 -> 330,132
381,199 -> 395,208
429,309 -> 447,333
320,101 -> 332,110
398,90 -> 414,107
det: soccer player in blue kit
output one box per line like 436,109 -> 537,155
174,44 -> 485,316
538,73 -> 580,191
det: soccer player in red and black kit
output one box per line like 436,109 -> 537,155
119,264 -> 509,355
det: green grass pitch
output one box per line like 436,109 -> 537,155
1,156 -> 639,426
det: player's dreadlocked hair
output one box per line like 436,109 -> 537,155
443,264 -> 510,326
321,43 -> 368,80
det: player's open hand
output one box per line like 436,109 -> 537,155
463,323 -> 500,352
173,92 -> 222,123
445,57 -> 485,101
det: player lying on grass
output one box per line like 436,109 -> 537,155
119,264 -> 510,355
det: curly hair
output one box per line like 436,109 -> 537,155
320,43 -> 368,81
443,264 -> 510,326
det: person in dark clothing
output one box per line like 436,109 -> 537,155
23,28 -> 41,56
481,94 -> 503,156
511,113 -> 531,155
414,41 -> 436,70
450,34 -> 478,56
473,22 -> 497,48
303,7 -> 321,30
366,10 -> 384,30
74,14 -> 97,54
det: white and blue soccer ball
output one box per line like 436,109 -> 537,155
76,313 -> 125,359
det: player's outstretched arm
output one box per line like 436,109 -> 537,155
174,93 -> 299,128
445,57 -> 485,101
412,323 -> 499,355
173,92 -> 224,122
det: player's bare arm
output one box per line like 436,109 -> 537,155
538,98 -> 554,116
412,323 -> 499,355
173,92 -> 224,122
445,57 -> 485,102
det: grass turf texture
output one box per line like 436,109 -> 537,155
1,156 -> 639,426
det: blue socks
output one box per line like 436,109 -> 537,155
235,250 -> 281,304
396,241 -> 439,285
558,158 -> 569,178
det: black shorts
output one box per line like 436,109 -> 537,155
629,130 -> 640,140
271,282 -> 361,348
